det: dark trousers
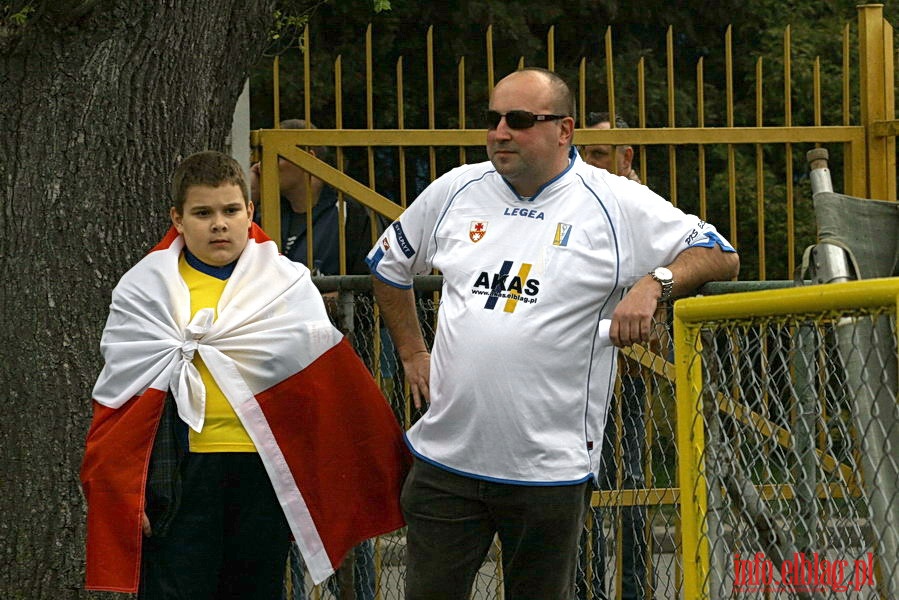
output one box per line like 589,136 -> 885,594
139,452 -> 291,600
401,458 -> 590,600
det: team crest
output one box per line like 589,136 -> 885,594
553,223 -> 572,247
381,237 -> 390,251
470,221 -> 488,243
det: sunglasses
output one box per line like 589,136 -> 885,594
485,110 -> 568,130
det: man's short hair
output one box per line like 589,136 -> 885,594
586,111 -> 631,129
517,67 -> 576,122
171,150 -> 249,212
279,118 -> 331,165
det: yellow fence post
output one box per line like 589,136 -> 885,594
674,306 -> 710,599
858,3 -> 893,201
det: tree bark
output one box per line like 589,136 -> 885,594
0,2 -> 275,597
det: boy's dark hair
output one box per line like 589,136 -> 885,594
171,151 -> 249,212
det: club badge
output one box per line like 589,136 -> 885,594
553,223 -> 572,247
470,221 -> 488,243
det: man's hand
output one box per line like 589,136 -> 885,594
372,278 -> 432,410
611,246 -> 739,348
610,275 -> 661,347
401,350 -> 431,409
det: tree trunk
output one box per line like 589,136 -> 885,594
0,2 -> 275,597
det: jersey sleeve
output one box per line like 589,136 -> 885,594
612,177 -> 736,284
365,176 -> 448,288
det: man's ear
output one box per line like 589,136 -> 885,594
622,146 -> 635,171
559,116 -> 575,146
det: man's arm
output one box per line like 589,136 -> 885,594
610,246 -> 739,347
372,277 -> 431,408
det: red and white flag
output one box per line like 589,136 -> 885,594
81,224 -> 410,592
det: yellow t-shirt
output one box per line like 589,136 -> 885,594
179,254 -> 256,452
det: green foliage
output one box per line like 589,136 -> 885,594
0,2 -> 33,50
3,3 -> 33,25
265,0 -> 390,55
270,8 -> 308,41
248,0 -> 896,279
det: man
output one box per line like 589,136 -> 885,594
367,67 -> 739,600
250,118 -> 374,276
580,111 -> 653,600
582,111 -> 642,183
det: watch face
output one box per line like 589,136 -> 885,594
654,267 -> 673,281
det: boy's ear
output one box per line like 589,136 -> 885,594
246,200 -> 255,225
170,206 -> 183,232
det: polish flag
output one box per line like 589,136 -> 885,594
81,224 -> 410,592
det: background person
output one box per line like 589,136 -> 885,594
582,111 -> 642,183
367,67 -> 739,600
250,118 -> 377,276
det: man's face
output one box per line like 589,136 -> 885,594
486,71 -> 573,196
171,184 -> 254,266
582,121 -> 629,175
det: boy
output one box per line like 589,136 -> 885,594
81,151 -> 409,598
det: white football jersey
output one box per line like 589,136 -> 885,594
368,148 -> 734,484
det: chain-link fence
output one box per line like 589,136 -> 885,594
289,277 -> 898,600
289,276 -> 683,600
677,281 -> 899,600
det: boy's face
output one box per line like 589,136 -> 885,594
171,184 -> 254,267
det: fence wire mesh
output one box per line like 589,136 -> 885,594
691,307 -> 898,599
287,280 -> 898,600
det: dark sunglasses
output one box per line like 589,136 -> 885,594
485,110 -> 568,130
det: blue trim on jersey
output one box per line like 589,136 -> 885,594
368,267 -> 413,290
405,436 -> 593,486
365,247 -> 385,270
689,230 -> 736,253
367,246 -> 413,289
184,248 -> 237,280
499,146 -> 579,202
500,176 -> 523,199
576,172 -> 623,476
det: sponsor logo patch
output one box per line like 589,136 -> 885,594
392,222 -> 415,258
471,260 -> 540,312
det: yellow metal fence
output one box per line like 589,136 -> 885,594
256,5 -> 898,598
251,4 -> 896,282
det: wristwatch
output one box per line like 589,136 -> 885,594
649,267 -> 675,301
